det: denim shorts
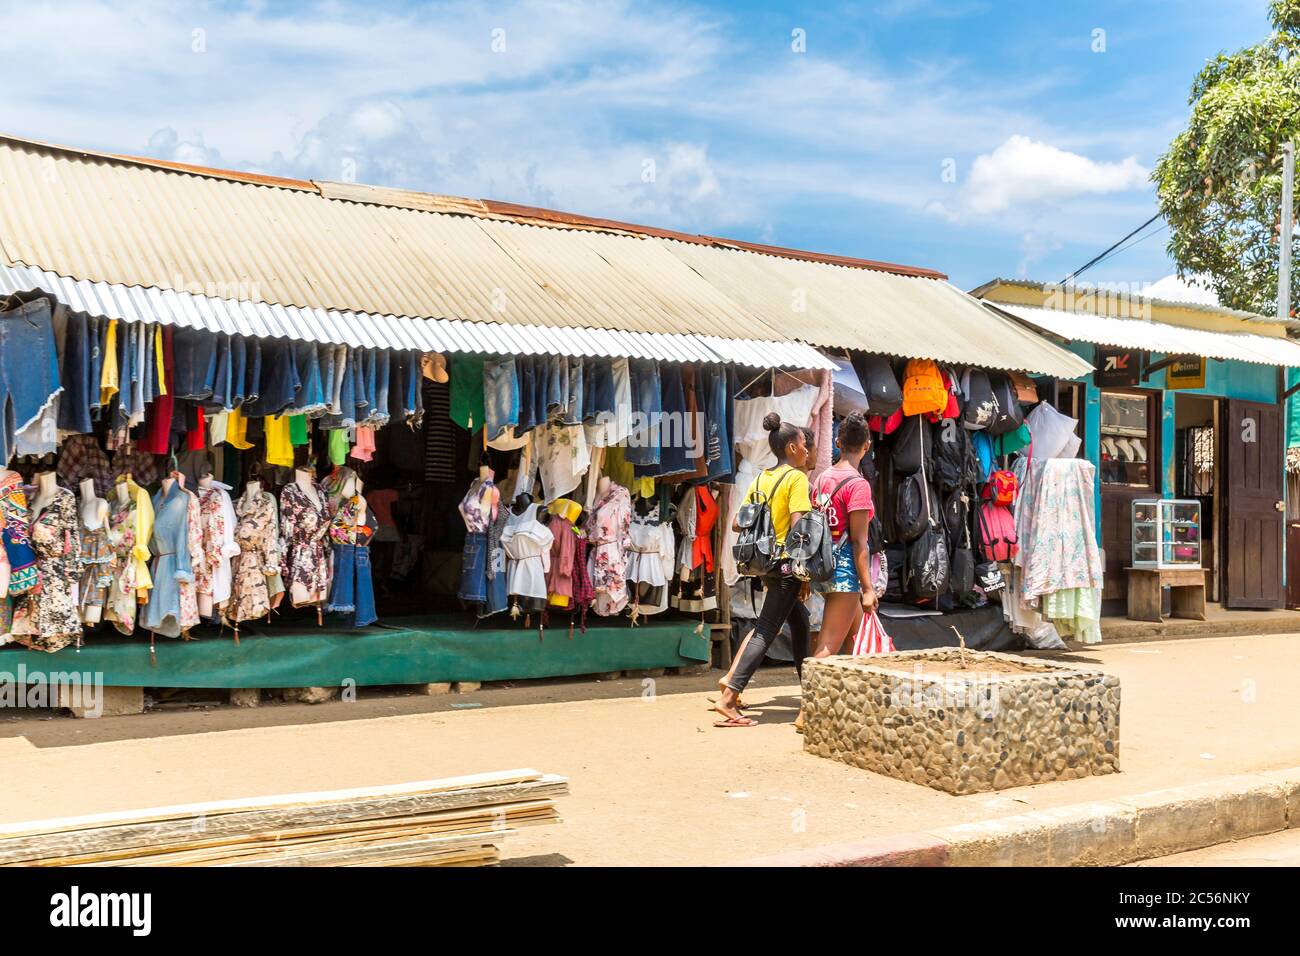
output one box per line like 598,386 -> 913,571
814,540 -> 862,594
172,326 -> 217,401
327,543 -> 377,627
0,299 -> 61,465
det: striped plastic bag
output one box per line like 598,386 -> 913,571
851,609 -> 895,656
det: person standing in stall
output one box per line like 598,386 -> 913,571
713,414 -> 811,728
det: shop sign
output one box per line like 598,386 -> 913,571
1165,356 -> 1207,390
1094,346 -> 1143,387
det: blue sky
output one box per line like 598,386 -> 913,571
0,0 -> 1275,291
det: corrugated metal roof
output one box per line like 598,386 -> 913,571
0,133 -> 1088,377
971,277 -> 1298,328
989,301 -> 1300,368
0,261 -> 836,368
662,241 -> 1094,378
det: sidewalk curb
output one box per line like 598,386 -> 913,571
741,767 -> 1300,867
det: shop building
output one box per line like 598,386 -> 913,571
974,278 -> 1300,615
0,133 -> 1091,695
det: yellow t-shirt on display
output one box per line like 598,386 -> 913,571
744,465 -> 812,546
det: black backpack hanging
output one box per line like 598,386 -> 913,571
986,373 -> 1025,437
932,421 -> 971,493
962,368 -> 997,431
896,473 -> 929,543
854,352 -> 904,417
949,500 -> 977,605
891,414 -> 931,476
941,485 -> 969,548
905,524 -> 949,601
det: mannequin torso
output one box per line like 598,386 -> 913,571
30,472 -> 60,520
79,478 -> 109,531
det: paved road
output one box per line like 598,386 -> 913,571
0,631 -> 1298,865
1133,827 -> 1300,867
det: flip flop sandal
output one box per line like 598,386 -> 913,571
713,715 -> 757,728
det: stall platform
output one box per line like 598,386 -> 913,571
0,617 -> 710,688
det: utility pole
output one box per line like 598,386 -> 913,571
1281,142 -> 1294,320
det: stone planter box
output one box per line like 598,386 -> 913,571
801,649 -> 1120,794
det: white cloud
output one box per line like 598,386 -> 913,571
933,135 -> 1149,220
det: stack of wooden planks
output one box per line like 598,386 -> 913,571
0,769 -> 566,867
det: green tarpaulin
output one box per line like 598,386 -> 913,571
0,617 -> 709,688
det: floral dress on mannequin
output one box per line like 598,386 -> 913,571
279,481 -> 331,607
12,487 -> 83,652
585,482 -> 631,616
226,488 -> 280,624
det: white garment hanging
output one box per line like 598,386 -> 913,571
501,503 -> 554,600
722,384 -> 819,586
537,424 -> 590,504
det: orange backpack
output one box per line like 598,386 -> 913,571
901,359 -> 947,417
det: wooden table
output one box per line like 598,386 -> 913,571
1124,566 -> 1207,623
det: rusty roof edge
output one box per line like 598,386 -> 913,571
0,131 -> 948,279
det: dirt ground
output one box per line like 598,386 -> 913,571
1,632 -> 1298,866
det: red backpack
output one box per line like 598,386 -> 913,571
982,469 -> 1018,506
978,500 -> 1018,562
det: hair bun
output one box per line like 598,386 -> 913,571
761,412 -> 782,432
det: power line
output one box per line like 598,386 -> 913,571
1076,220 -> 1167,276
1059,211 -> 1162,285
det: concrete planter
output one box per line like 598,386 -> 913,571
801,649 -> 1120,794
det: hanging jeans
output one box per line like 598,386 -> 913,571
479,546 -> 510,618
725,572 -> 810,694
3,299 -> 65,465
246,338 -> 299,417
624,358 -> 661,466
327,544 -> 377,627
171,326 -> 217,401
292,340 -> 328,415
483,357 -> 520,440
458,531 -> 489,603
56,309 -> 92,434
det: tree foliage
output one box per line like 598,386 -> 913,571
1154,0 -> 1300,313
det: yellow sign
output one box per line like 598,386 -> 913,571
1165,356 -> 1206,390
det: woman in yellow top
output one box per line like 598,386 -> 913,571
714,413 -> 812,727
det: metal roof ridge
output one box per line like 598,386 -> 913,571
0,130 -> 946,279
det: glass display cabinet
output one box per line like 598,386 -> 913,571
1131,498 -> 1202,569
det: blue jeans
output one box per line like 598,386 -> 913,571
366,348 -> 390,425
172,326 -> 217,401
459,531 -> 489,603
480,546 -> 509,618
484,357 -> 519,439
328,544 -> 378,627
624,358 -> 661,466
292,340 -> 327,415
57,309 -> 92,434
246,338 -> 300,417
0,299 -> 61,464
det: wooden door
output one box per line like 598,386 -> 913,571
1224,399 -> 1285,609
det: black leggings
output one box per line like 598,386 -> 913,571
726,574 -> 809,693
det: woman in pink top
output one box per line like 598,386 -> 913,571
811,412 -> 878,656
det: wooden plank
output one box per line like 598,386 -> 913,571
0,776 -> 567,865
0,768 -> 548,840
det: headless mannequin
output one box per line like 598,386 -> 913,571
341,474 -> 367,525
244,479 -> 262,503
295,468 -> 323,511
596,475 -> 611,500
30,471 -> 59,520
115,477 -> 131,507
80,479 -> 109,623
291,468 -> 327,611
79,478 -> 108,530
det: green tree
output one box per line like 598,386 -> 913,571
1154,0 -> 1300,313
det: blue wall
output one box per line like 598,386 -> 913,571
1063,343 -> 1278,538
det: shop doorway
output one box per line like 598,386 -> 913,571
1223,399 -> 1285,609
1174,393 -> 1220,601
1099,387 -> 1161,615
